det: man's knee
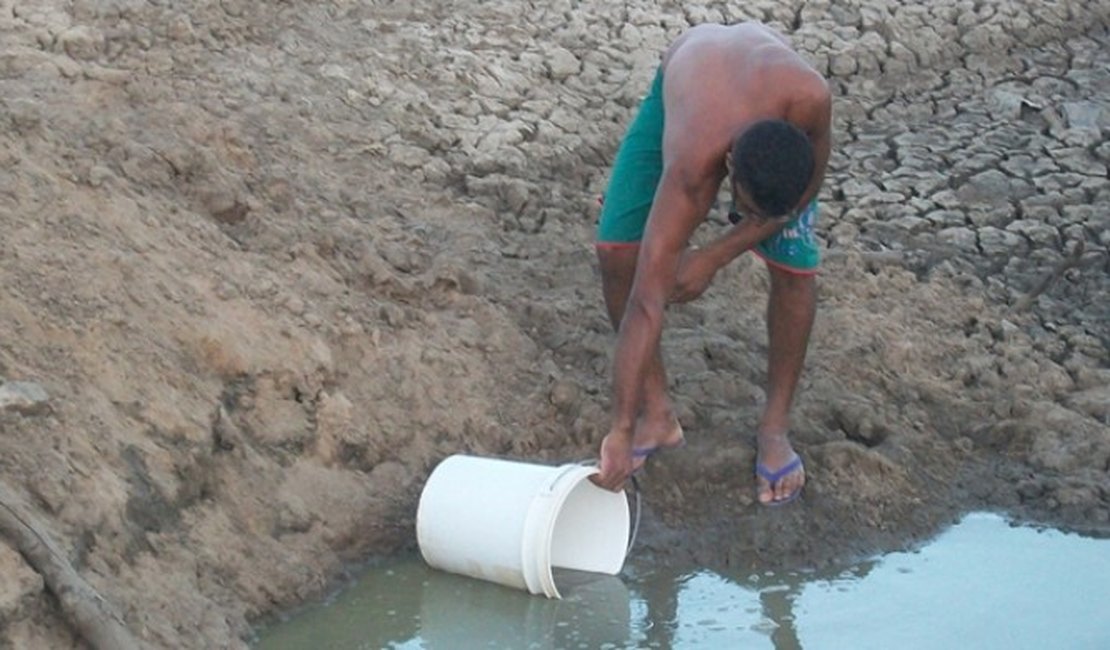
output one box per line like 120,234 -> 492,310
768,265 -> 816,296
597,244 -> 640,278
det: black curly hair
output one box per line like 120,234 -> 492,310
730,120 -> 815,217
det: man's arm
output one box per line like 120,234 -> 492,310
672,77 -> 832,300
669,216 -> 785,303
610,171 -> 707,428
792,76 -> 832,208
593,159 -> 718,490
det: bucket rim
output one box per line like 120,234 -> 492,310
522,463 -> 608,599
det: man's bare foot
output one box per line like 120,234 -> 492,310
630,416 -> 685,470
756,432 -> 805,505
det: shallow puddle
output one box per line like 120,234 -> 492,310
253,513 -> 1110,649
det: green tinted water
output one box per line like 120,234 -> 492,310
253,513 -> 1110,649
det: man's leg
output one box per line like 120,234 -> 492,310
757,265 -> 816,504
597,245 -> 683,453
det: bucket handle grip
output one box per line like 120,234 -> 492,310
573,460 -> 642,555
540,462 -> 591,496
553,459 -> 642,555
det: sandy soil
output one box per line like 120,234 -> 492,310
1,1 -> 1107,647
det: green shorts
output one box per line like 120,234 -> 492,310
596,68 -> 821,275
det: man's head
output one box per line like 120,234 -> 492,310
729,120 -> 815,220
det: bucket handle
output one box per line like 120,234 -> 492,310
561,460 -> 643,557
540,463 -> 590,496
626,474 -> 642,556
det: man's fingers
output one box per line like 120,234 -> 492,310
590,470 -> 627,493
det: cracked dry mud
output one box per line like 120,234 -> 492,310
1,1 -> 1107,648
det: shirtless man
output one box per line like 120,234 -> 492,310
591,22 -> 831,506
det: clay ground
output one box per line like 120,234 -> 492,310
1,0 -> 1108,648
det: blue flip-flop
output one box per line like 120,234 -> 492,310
755,454 -> 804,506
631,438 -> 687,459
630,432 -> 686,473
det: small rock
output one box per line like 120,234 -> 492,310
58,25 -> 104,61
546,47 -> 580,81
1063,101 -> 1102,130
319,63 -> 350,81
957,169 -> 1031,207
167,14 -> 196,43
1065,385 -> 1110,422
987,89 -> 1029,120
1005,220 -> 1060,247
201,188 -> 250,225
0,381 -> 50,416
379,304 -> 406,327
275,494 -> 314,535
1015,478 -> 1043,500
937,226 -> 978,251
924,210 -> 966,228
0,544 -> 44,622
389,144 -> 431,170
454,268 -> 481,295
888,215 -> 928,233
5,99 -> 42,134
547,107 -> 581,134
549,378 -> 581,410
87,165 -> 114,187
285,295 -> 305,316
368,460 -> 412,492
978,227 -> 1024,255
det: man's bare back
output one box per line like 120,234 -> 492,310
663,21 -> 791,71
660,22 -> 828,194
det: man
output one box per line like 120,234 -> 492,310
591,22 -> 831,506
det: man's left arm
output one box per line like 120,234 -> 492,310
792,77 -> 832,208
670,79 -> 832,302
670,216 -> 784,302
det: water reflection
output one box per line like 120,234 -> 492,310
630,559 -> 877,649
419,569 -> 631,649
254,565 -> 633,650
254,513 -> 1110,649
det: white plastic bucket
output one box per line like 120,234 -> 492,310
416,454 -> 630,599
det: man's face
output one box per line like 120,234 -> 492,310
726,155 -> 793,224
731,182 -> 768,219
729,179 -> 794,225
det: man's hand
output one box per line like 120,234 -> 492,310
590,430 -> 636,492
671,247 -> 717,303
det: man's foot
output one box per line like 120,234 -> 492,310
756,434 -> 805,505
630,418 -> 685,470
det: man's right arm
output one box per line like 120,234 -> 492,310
609,171 -> 700,432
593,162 -> 718,491
592,61 -> 727,490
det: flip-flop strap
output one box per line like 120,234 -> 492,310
631,438 -> 686,458
756,455 -> 803,484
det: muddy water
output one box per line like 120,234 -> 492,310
253,513 -> 1110,649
